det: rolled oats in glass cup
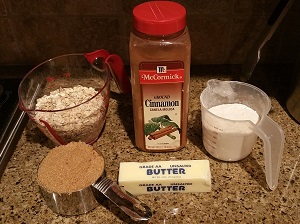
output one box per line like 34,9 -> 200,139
18,50 -> 131,145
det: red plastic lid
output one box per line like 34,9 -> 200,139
133,1 -> 186,36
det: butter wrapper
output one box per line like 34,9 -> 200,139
118,160 -> 211,195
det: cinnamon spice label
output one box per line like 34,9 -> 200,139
139,61 -> 184,150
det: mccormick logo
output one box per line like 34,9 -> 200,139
157,66 -> 167,73
139,68 -> 185,84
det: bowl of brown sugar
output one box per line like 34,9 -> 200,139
37,142 -> 152,220
37,141 -> 105,215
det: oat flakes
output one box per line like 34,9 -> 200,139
34,85 -> 106,144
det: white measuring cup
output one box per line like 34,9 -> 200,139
200,79 -> 284,190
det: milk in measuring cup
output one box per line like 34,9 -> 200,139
202,103 -> 259,161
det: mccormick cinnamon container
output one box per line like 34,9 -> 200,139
129,1 -> 191,152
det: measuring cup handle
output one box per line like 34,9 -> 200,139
106,54 -> 132,94
84,49 -> 131,94
84,49 -> 110,64
251,115 -> 285,190
93,177 -> 152,221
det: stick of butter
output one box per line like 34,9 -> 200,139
118,160 -> 211,195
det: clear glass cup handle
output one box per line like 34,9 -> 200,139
250,115 -> 285,190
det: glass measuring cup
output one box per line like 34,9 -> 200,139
200,79 -> 284,190
18,50 -> 131,145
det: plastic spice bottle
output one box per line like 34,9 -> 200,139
129,1 -> 191,152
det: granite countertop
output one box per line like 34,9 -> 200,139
0,66 -> 299,223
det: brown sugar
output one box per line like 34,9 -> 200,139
37,142 -> 104,194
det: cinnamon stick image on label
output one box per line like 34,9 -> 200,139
148,125 -> 177,140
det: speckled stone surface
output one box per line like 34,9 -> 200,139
1,66 -> 300,223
